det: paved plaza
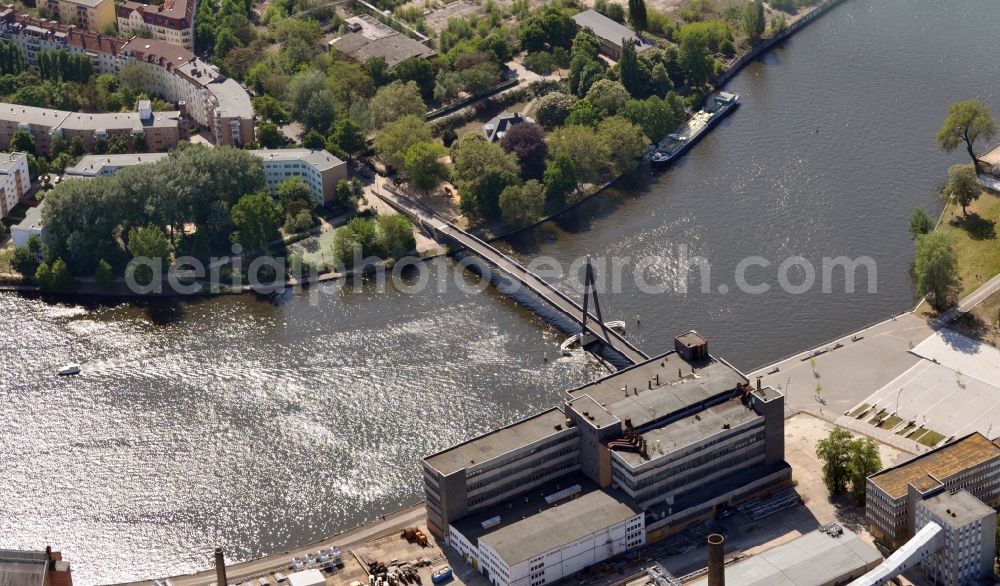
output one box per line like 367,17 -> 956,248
842,329 -> 1000,448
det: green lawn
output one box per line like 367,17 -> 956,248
878,415 -> 903,430
917,429 -> 946,447
849,403 -> 870,418
938,189 -> 1000,296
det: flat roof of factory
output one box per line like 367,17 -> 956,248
685,525 -> 881,586
451,475 -> 640,566
567,351 -> 748,430
423,408 -> 569,476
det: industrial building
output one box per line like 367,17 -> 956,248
681,524 -> 881,586
865,431 -> 1000,549
0,548 -> 73,586
570,10 -> 653,60
422,332 -> 791,586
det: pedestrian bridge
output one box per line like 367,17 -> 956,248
377,187 -> 649,368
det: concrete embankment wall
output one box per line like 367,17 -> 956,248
715,0 -> 850,89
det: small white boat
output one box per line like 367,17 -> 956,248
57,364 -> 81,376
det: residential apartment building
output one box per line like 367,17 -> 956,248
11,199 -> 44,247
117,0 -> 194,50
0,151 -> 28,219
43,0 -> 115,32
915,490 -> 996,585
0,10 -> 254,147
866,431 -> 1000,549
253,149 -> 348,206
422,332 -> 791,586
63,149 -> 347,206
118,38 -> 254,146
64,152 -> 169,178
0,101 -> 185,155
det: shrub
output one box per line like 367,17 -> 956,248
523,51 -> 557,75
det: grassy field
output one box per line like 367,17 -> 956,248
938,189 -> 1000,297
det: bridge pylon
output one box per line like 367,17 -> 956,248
580,255 -> 613,347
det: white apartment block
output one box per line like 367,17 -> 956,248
253,149 -> 348,206
916,490 -> 996,586
0,151 -> 29,219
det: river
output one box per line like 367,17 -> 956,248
2,0 -> 999,582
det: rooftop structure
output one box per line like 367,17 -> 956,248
571,9 -> 653,59
684,524 -> 881,586
919,489 -> 995,530
329,15 -> 435,68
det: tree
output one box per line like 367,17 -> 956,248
333,178 -> 364,210
549,125 -> 609,185
9,129 -> 35,154
908,208 -> 934,240
847,437 -> 881,504
94,258 -> 114,289
565,99 -> 602,127
374,115 -> 434,170
127,225 -> 170,283
286,69 -> 336,133
743,0 -> 765,45
404,141 -> 447,193
816,427 -> 853,495
450,134 -> 522,218
914,231 -> 960,311
10,245 -> 40,278
368,81 -> 427,131
394,58 -> 435,102
34,262 -> 51,290
937,99 -> 997,172
231,193 -> 281,251
585,79 -> 630,116
302,130 -> 326,150
598,116 -> 647,175
329,118 -> 366,160
628,0 -> 647,35
376,214 -> 416,258
621,95 -> 685,142
276,177 -> 316,218
618,42 -> 650,98
943,163 -> 981,216
253,95 -> 289,124
543,152 -> 576,211
499,180 -> 545,228
534,91 -> 574,130
677,25 -> 714,88
257,122 -> 285,148
500,122 -> 548,180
